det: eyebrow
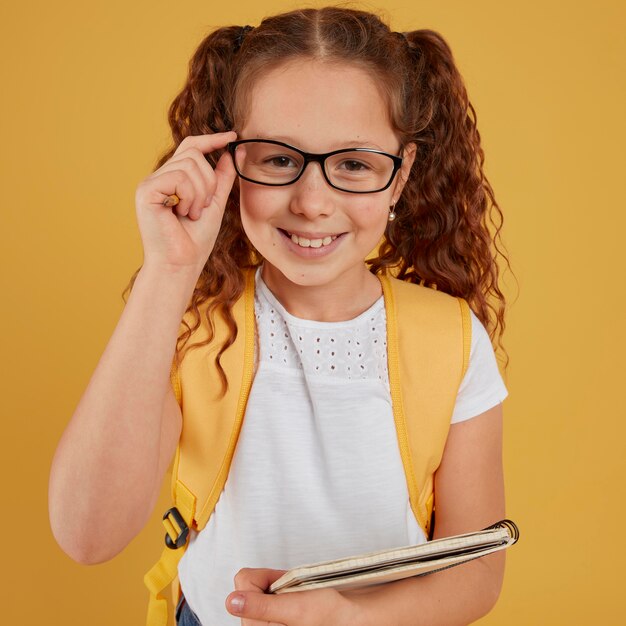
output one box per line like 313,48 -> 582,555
253,134 -> 387,152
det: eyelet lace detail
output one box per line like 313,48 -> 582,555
254,271 -> 389,386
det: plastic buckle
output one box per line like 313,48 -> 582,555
163,507 -> 189,550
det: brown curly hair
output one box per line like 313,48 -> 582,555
122,6 -> 513,393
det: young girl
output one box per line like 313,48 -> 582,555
49,6 -> 511,626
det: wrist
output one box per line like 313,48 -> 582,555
140,260 -> 204,281
134,262 -> 202,318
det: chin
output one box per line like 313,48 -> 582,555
260,256 -> 349,289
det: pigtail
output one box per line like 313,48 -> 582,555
156,25 -> 243,166
373,29 -> 511,365
122,25 -> 258,396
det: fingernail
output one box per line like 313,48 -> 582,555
230,594 -> 245,613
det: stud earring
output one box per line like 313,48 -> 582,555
388,204 -> 397,222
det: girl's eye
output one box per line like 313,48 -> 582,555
265,155 -> 297,168
338,159 -> 371,172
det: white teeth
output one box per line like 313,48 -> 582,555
291,234 -> 309,247
289,232 -> 338,248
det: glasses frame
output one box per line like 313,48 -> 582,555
227,139 -> 404,194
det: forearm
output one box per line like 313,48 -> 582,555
49,263 -> 198,562
353,551 -> 505,626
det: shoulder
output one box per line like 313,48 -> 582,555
383,275 -> 471,374
468,308 -> 491,350
466,308 -> 501,376
450,308 -> 508,423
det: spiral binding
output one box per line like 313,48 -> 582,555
484,518 -> 520,543
413,518 -> 519,580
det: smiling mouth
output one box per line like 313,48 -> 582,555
278,229 -> 340,249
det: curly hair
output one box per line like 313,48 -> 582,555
122,6 -> 513,393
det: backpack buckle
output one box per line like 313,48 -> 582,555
163,507 -> 189,549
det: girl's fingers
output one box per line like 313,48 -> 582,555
234,568 -> 287,593
141,170 -> 196,217
172,130 -> 237,158
209,150 -> 238,214
156,131 -> 238,219
154,155 -> 214,219
150,148 -> 237,223
133,131 -> 239,269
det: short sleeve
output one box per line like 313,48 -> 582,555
450,309 -> 508,423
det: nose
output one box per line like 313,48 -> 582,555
289,161 -> 336,219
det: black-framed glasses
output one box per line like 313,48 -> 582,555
227,139 -> 403,194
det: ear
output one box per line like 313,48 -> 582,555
391,142 -> 417,204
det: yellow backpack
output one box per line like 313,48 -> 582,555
144,267 -> 471,625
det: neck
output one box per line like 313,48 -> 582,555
260,263 -> 382,322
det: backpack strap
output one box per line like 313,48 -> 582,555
143,481 -> 196,624
380,274 -> 471,538
143,268 -> 256,626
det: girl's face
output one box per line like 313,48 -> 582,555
237,59 -> 415,297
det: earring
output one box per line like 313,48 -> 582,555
388,204 -> 397,222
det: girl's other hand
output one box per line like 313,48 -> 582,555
226,567 -> 369,626
134,131 -> 238,273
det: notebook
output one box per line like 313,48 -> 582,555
269,519 -> 519,594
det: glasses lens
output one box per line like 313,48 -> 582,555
233,141 -> 304,184
325,151 -> 396,192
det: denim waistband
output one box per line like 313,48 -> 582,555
175,594 -> 203,626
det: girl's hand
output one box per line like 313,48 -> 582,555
134,131 -> 238,273
226,567 -> 369,626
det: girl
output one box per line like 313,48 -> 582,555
49,6 -> 511,626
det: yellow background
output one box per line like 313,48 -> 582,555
1,0 -> 624,623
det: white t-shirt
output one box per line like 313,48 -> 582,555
177,269 -> 509,625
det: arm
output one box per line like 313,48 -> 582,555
226,403 -> 505,625
48,264 -> 195,564
49,133 -> 238,565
